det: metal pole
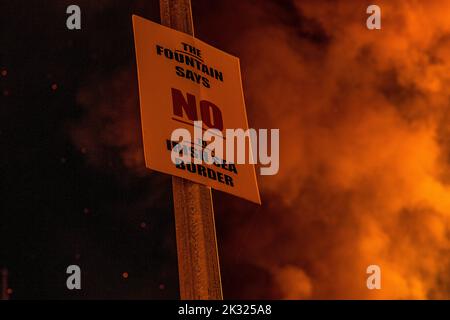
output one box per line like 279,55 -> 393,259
159,0 -> 223,300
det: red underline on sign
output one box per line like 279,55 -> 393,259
171,117 -> 225,139
175,50 -> 204,63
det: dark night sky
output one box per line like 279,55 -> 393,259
1,0 -> 274,299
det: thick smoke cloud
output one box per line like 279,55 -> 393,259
217,0 -> 450,299
70,69 -> 148,176
70,0 -> 450,299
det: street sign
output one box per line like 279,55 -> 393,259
132,15 -> 261,204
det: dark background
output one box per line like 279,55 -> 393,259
1,0 -> 275,299
5,0 -> 441,300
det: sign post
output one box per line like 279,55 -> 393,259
133,0 -> 260,299
159,0 -> 223,300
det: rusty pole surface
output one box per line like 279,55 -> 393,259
159,0 -> 223,300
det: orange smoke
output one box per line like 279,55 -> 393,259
69,69 -> 148,176
70,0 -> 450,299
218,0 -> 450,299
